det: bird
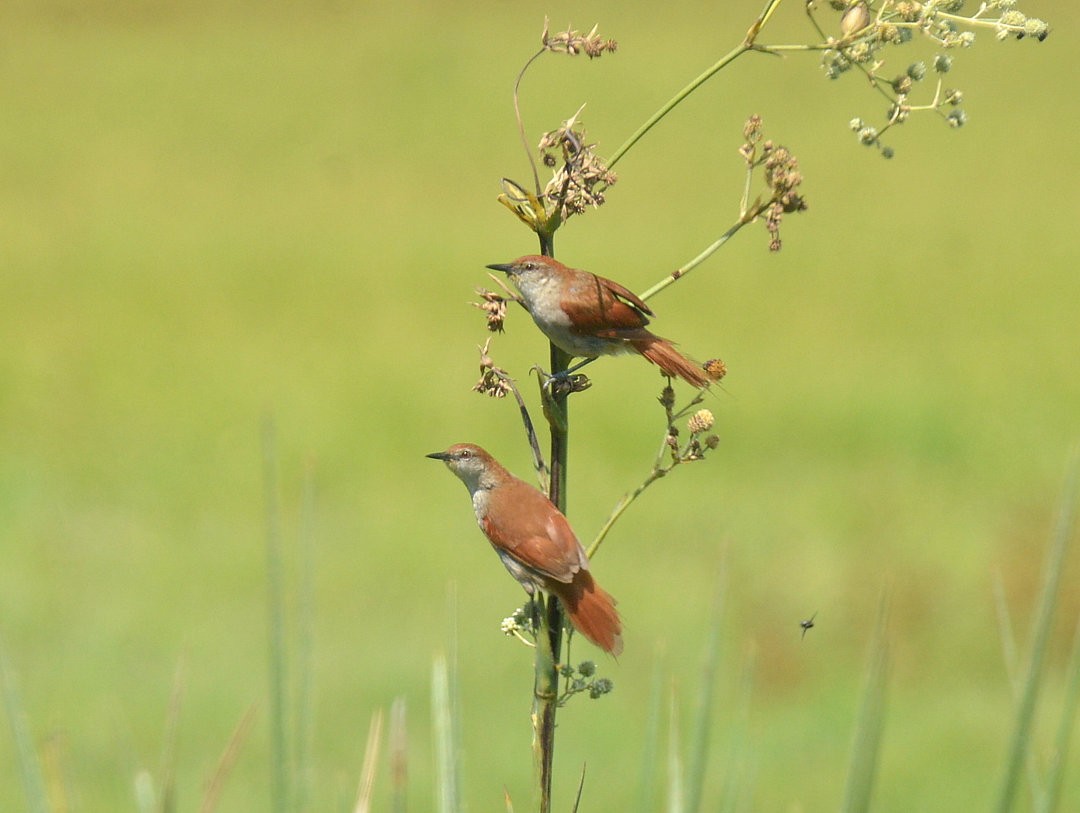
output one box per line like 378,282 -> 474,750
485,255 -> 709,387
427,443 -> 623,656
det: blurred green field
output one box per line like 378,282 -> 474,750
0,1 -> 1077,810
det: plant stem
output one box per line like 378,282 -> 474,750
588,389 -> 710,559
514,48 -> 546,196
587,467 -> 665,560
607,43 -> 749,170
606,0 -> 785,169
532,232 -> 566,813
639,200 -> 769,303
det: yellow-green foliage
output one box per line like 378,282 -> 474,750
0,1 -> 1075,810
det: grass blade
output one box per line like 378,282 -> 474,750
353,708 -> 385,813
993,573 -> 1044,806
156,658 -> 186,813
840,595 -> 889,813
570,762 -> 587,813
432,654 -> 460,813
994,456 -> 1078,813
1038,611 -> 1080,813
667,681 -> 684,813
200,704 -> 257,813
718,646 -> 756,813
637,645 -> 666,813
0,634 -> 49,813
687,569 -> 725,813
135,770 -> 156,813
43,733 -> 73,813
262,415 -> 291,813
293,459 -> 318,812
390,697 -> 408,813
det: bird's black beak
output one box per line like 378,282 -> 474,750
426,451 -> 451,461
485,262 -> 514,274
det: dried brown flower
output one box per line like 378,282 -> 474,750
704,358 -> 727,382
541,19 -> 618,59
473,288 -> 508,332
538,108 -> 616,223
473,339 -> 514,398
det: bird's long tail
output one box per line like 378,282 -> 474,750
555,570 -> 623,657
633,337 -> 709,388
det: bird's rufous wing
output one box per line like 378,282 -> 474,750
558,272 -> 655,337
480,480 -> 587,584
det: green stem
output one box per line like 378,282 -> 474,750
606,0 -> 785,168
588,468 -> 664,560
639,201 -> 768,303
533,232 -> 566,813
588,429 -> 677,559
514,48 -> 547,196
608,43 -> 749,170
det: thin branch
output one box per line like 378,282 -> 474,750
514,48 -> 547,195
639,200 -> 771,303
606,0 -> 785,168
587,389 -> 711,559
607,43 -> 750,170
490,366 -> 548,487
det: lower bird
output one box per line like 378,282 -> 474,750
427,443 -> 623,656
486,254 -> 708,387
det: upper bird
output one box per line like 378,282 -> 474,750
427,443 -> 623,656
486,255 -> 708,387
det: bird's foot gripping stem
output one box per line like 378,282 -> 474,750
533,362 -> 593,399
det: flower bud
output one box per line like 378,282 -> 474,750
840,2 -> 871,37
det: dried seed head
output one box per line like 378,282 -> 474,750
704,358 -> 728,381
688,409 -> 715,434
473,339 -> 513,398
757,129 -> 808,251
894,2 -> 922,23
541,19 -> 618,58
473,288 -> 508,332
537,108 -> 616,223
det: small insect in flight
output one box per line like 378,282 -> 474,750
800,612 -> 817,640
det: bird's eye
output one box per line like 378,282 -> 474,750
459,449 -> 471,459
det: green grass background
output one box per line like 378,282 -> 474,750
1,0 -> 1077,810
